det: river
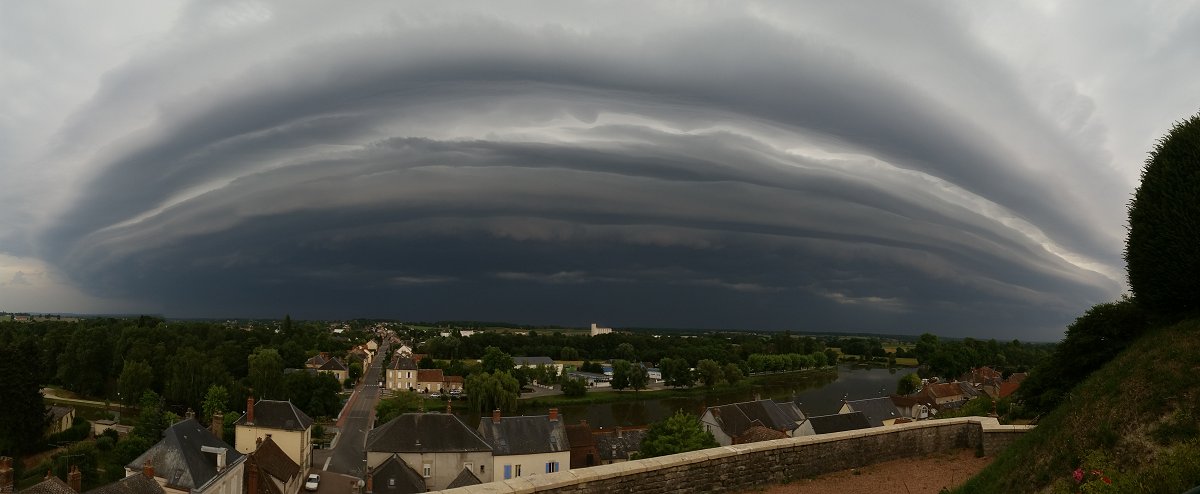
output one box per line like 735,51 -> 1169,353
456,364 -> 916,429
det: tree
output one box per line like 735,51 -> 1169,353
635,411 -> 719,459
1125,112 -> 1200,320
481,347 -> 515,374
561,377 -> 587,398
133,391 -> 168,442
117,360 -> 154,407
201,385 -> 229,425
616,342 -> 638,362
628,364 -> 649,392
465,371 -> 520,413
0,342 -> 46,456
375,392 -> 426,424
611,360 -> 632,390
659,357 -> 692,388
247,348 -> 285,399
560,346 -> 580,361
896,373 -> 921,395
349,362 -> 363,383
722,363 -> 743,386
696,359 -> 723,388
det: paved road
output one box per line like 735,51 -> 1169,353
326,343 -> 388,478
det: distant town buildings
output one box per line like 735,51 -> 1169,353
589,323 -> 612,336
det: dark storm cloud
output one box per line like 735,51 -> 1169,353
8,1 -> 1162,339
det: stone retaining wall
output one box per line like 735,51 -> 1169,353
432,417 -> 1032,494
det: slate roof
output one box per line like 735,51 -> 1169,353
304,354 -> 329,367
244,437 -> 301,494
126,418 -> 244,490
445,468 -> 482,489
805,412 -> 872,434
890,394 -> 921,408
391,357 -> 418,370
371,456 -> 426,494
958,382 -> 981,398
476,415 -> 569,456
842,397 -> 902,427
593,428 -> 648,461
318,358 -> 348,372
366,414 -> 491,453
514,356 -> 555,367
705,399 -> 805,439
24,476 -> 75,494
235,400 -> 314,431
85,473 -> 166,494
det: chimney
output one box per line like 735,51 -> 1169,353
142,459 -> 155,479
492,409 -> 501,424
365,469 -> 374,494
185,408 -> 195,421
548,408 -> 558,422
201,446 -> 227,472
1,456 -> 14,493
211,411 -> 224,439
44,470 -> 53,481
256,437 -> 263,450
246,397 -> 255,425
68,466 -> 81,493
616,426 -> 623,439
247,462 -> 258,494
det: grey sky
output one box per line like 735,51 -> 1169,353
2,1 -> 1197,340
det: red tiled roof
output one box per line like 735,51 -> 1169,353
442,375 -> 464,384
416,369 -> 443,382
998,382 -> 1021,399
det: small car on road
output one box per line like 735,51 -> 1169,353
305,474 -> 320,492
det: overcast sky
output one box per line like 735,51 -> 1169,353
2,1 -> 1198,340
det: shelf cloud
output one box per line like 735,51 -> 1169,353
4,1 -> 1198,339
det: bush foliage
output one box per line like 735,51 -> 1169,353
1125,111 -> 1200,320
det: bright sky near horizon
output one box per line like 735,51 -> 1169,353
2,1 -> 1198,340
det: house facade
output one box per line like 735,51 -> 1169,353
366,413 -> 493,491
513,357 -> 563,376
46,406 -> 76,435
476,410 -> 570,481
242,436 -> 301,494
234,398 -> 314,471
386,357 -> 419,391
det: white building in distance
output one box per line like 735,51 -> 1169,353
589,324 -> 612,336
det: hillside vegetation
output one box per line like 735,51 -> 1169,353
955,318 -> 1200,492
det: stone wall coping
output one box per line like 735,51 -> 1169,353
429,416 -> 1030,494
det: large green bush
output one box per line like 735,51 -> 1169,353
1125,111 -> 1200,320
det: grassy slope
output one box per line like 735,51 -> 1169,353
955,318 -> 1200,493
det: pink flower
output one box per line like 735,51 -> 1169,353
1073,468 -> 1084,483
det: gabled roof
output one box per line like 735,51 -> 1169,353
84,473 -> 166,494
565,422 -> 599,468
304,354 -> 328,367
244,437 -> 301,494
890,394 -> 921,408
842,397 -> 902,427
442,375 -> 463,384
705,399 -> 804,439
24,476 -> 75,494
126,418 -> 244,490
922,382 -> 966,399
47,405 -> 74,422
318,358 -> 348,372
415,369 -> 443,383
390,357 -> 418,370
805,412 -> 872,434
514,356 -> 555,366
446,468 -> 482,489
958,382 -> 981,398
371,456 -> 426,494
367,414 -> 491,453
998,382 -> 1021,399
236,400 -> 314,431
476,415 -> 569,456
735,425 -> 788,444
594,428 -> 647,461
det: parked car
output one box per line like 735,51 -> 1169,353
305,474 -> 320,492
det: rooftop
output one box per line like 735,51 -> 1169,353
367,413 -> 491,454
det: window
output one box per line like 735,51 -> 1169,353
423,464 -> 431,478
480,464 -> 486,474
503,465 -> 511,480
546,462 -> 559,473
515,465 -> 522,477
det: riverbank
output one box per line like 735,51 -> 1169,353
520,367 -> 839,408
